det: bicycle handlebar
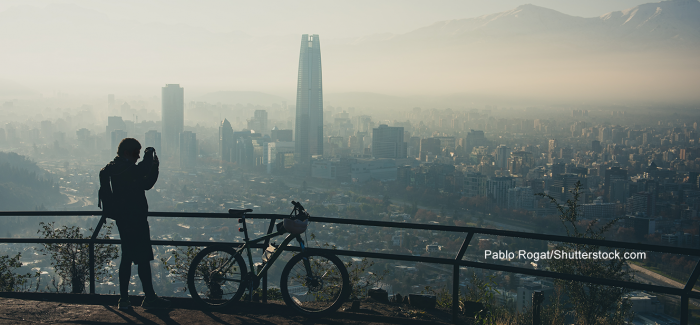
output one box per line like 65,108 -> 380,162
290,201 -> 309,221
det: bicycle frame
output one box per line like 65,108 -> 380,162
235,215 -> 307,287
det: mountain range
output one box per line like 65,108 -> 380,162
1,0 -> 698,105
391,0 -> 700,47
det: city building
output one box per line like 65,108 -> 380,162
627,192 -> 655,218
419,138 -> 441,161
489,176 -> 515,207
265,141 -> 295,174
433,136 -> 456,154
179,131 -> 197,170
295,34 -> 323,164
144,130 -> 161,155
604,167 -> 628,202
581,197 -> 616,220
507,186 -> 535,210
550,173 -> 587,203
496,145 -> 509,170
162,84 -> 184,155
237,137 -> 266,168
464,172 -> 488,197
110,130 -> 127,155
465,130 -> 487,151
219,119 -> 234,163
508,151 -> 534,176
247,110 -> 268,135
350,159 -> 397,183
106,116 -> 126,141
271,127 -> 293,142
371,125 -> 406,159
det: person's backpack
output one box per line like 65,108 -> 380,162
98,167 -> 120,221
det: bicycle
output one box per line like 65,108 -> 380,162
187,201 -> 351,316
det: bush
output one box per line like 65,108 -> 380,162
0,253 -> 37,292
37,221 -> 119,293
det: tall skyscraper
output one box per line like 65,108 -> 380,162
295,34 -> 323,164
371,125 -> 406,158
145,130 -> 162,155
496,145 -> 509,169
219,119 -> 234,163
162,84 -> 184,155
179,131 -> 197,170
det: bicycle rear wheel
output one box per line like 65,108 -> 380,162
280,252 -> 350,316
187,245 -> 247,309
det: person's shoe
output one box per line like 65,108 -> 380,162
118,297 -> 132,311
141,296 -> 172,309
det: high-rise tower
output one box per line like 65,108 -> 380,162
162,84 -> 184,155
219,119 -> 234,163
295,34 -> 323,164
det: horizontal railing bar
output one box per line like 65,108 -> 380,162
307,216 -> 700,256
303,247 -> 700,298
2,210 -> 700,256
0,238 -> 270,249
0,211 -> 104,217
3,210 -> 700,303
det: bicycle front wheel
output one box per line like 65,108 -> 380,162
187,245 -> 247,309
280,252 -> 350,316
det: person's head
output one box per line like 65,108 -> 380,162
117,138 -> 142,161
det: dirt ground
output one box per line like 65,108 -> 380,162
0,293 -> 467,325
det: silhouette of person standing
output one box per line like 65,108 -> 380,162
100,138 -> 170,310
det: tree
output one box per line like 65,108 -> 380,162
308,232 -> 387,299
539,181 -> 633,325
160,246 -> 203,292
37,221 -> 120,293
0,253 -> 37,292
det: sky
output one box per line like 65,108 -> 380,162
0,0 -> 657,38
0,0 -> 697,106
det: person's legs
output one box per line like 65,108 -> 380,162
119,258 -> 131,297
137,262 -> 156,298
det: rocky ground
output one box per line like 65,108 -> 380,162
0,292 -> 469,324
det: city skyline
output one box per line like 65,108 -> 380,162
2,2 -> 700,322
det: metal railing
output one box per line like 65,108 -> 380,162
2,210 -> 700,324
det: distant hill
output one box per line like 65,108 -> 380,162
195,91 -> 287,106
0,152 -> 65,210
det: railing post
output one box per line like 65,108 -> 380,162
453,232 -> 473,324
89,216 -> 106,295
681,294 -> 689,325
532,291 -> 543,325
89,242 -> 95,294
680,260 -> 700,325
262,273 -> 268,304
452,263 -> 459,324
